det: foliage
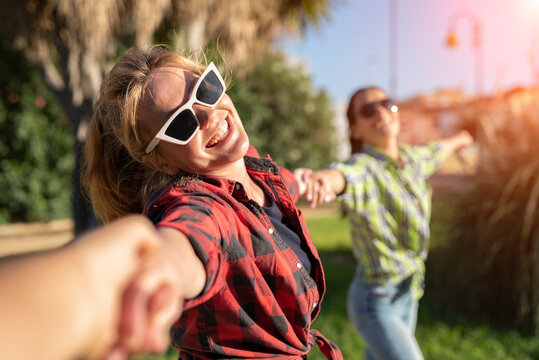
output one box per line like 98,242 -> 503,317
0,47 -> 336,223
227,51 -> 338,170
0,43 -> 73,224
427,89 -> 539,335
0,0 -> 338,233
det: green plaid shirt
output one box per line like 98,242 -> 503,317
330,142 -> 445,300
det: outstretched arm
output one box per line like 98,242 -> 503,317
112,224 -> 206,358
294,168 -> 346,208
0,214 -> 205,360
438,130 -> 474,156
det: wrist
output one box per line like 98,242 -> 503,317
67,242 -> 119,359
159,228 -> 205,299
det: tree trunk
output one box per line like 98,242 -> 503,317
52,87 -> 100,235
71,102 -> 100,235
73,137 -> 100,235
38,51 -> 101,235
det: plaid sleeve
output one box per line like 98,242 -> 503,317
280,167 -> 299,203
402,142 -> 446,178
328,158 -> 367,213
154,189 -> 233,310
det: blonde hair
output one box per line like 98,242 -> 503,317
82,46 -> 206,222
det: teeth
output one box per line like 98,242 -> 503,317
207,121 -> 229,147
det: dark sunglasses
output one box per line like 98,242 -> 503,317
145,62 -> 226,153
358,99 -> 398,118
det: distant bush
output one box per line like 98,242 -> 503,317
434,89 -> 539,335
227,51 -> 337,170
0,43 -> 73,223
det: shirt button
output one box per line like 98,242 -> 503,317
235,184 -> 241,190
296,263 -> 302,269
268,228 -> 274,235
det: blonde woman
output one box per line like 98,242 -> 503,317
83,46 -> 342,360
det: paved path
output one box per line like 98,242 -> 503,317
0,219 -> 74,257
0,205 -> 341,257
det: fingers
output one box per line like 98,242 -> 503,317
309,175 -> 336,208
146,283 -> 183,353
118,276 -> 147,352
114,254 -> 183,358
103,345 -> 127,360
456,130 -> 474,150
146,284 -> 182,353
294,168 -> 337,208
293,168 -> 312,196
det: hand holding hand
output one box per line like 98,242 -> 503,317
293,168 -> 313,197
294,168 -> 337,208
72,215 -> 182,360
106,249 -> 183,360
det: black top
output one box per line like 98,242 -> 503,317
263,196 -> 313,275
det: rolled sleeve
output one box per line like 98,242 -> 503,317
280,167 -> 299,202
328,160 -> 366,212
155,191 -> 232,309
403,142 -> 446,178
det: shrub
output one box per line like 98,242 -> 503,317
0,43 -> 73,223
437,89 -> 539,334
227,51 -> 337,170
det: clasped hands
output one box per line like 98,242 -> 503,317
293,168 -> 337,208
74,215 -> 184,360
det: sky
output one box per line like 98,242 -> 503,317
279,0 -> 539,103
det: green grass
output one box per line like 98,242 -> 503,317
305,212 -> 539,360
139,202 -> 539,360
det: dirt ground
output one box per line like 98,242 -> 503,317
0,219 -> 74,257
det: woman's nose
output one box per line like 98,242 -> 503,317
379,106 -> 394,118
193,104 -> 216,130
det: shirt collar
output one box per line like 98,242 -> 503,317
198,145 -> 279,195
362,144 -> 407,168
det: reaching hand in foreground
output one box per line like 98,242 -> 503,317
0,215 -> 183,360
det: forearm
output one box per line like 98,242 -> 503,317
294,167 -> 346,207
438,130 -> 474,156
0,214 -> 179,360
0,247 -> 100,360
158,227 -> 206,299
314,168 -> 346,195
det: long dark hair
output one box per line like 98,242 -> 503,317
346,86 -> 385,154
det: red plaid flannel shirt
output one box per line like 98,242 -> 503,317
144,146 -> 342,360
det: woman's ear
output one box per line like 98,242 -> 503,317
349,123 -> 362,140
141,154 -> 179,175
141,154 -> 158,171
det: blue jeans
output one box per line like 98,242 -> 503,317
347,274 -> 424,360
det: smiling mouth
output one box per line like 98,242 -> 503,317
206,120 -> 229,148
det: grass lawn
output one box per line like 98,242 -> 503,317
304,214 -> 539,360
138,195 -> 539,360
